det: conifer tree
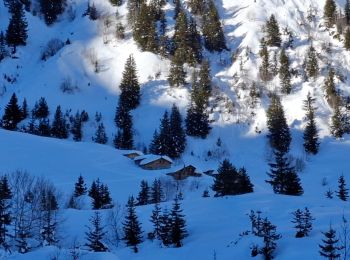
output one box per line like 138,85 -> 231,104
265,14 -> 281,47
32,97 -> 49,119
127,0 -> 144,25
92,123 -> 108,144
0,176 -> 12,250
169,104 -> 186,158
136,180 -> 150,206
150,178 -> 164,204
85,211 -> 108,252
331,98 -> 344,139
187,17 -> 202,64
279,48 -> 292,94
150,203 -> 161,239
170,198 -> 187,247
291,207 -> 314,238
37,118 -> 51,136
324,0 -> 337,28
198,60 -> 212,101
2,93 -> 22,130
74,175 -> 87,197
159,208 -> 172,246
337,174 -> 349,201
188,0 -> 205,15
88,179 -> 112,209
303,92 -> 319,155
266,94 -> 291,154
305,45 -> 319,79
202,0 -> 226,52
345,28 -> 350,50
123,196 -> 143,253
21,98 -> 28,120
71,111 -> 82,142
259,39 -> 272,82
119,55 -> 140,110
266,150 -> 303,196
114,101 -> 134,150
346,0 -> 350,24
40,189 -> 58,246
51,105 -> 68,139
259,218 -> 281,260
6,1 -> 28,53
319,225 -> 341,259
325,68 -> 337,103
168,49 -> 187,87
40,0 -> 66,25
88,3 -> 98,21
0,32 -> 9,61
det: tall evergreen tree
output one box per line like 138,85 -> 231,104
92,123 -> 108,144
337,174 -> 349,201
168,48 -> 187,87
119,55 -> 141,110
123,196 -> 143,253
303,92 -> 319,155
187,17 -> 202,64
51,105 -> 68,139
259,39 -> 272,82
266,94 -> 291,154
345,28 -> 350,50
279,48 -> 292,94
319,225 -> 341,259
74,175 -> 87,197
198,60 -> 212,101
1,93 -> 22,130
305,45 -> 319,79
21,98 -> 28,120
169,104 -> 186,158
150,202 -> 161,239
159,208 -> 172,246
85,211 -> 108,252
265,15 -> 281,47
150,178 -> 163,204
114,100 -> 134,150
266,150 -> 303,196
40,0 -> 66,25
188,0 -> 205,15
324,0 -> 337,28
202,0 -> 226,52
71,111 -> 82,142
32,97 -> 49,119
40,188 -> 58,246
6,1 -> 28,53
136,180 -> 150,206
331,97 -> 344,139
170,198 -> 187,247
0,32 -> 9,61
0,176 -> 12,250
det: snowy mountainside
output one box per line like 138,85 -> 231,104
0,0 -> 350,259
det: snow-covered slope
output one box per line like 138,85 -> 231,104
1,0 -> 350,258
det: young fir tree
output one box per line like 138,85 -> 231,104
71,111 -> 82,142
40,0 -> 66,25
85,211 -> 108,252
279,48 -> 292,94
319,225 -> 341,259
170,198 -> 188,247
1,93 -> 23,130
259,218 -> 281,260
330,97 -> 344,139
150,202 -> 161,239
88,179 -> 112,209
324,0 -> 337,28
6,1 -> 28,53
114,101 -> 134,150
21,98 -> 28,120
168,48 -> 187,87
0,31 -> 9,61
74,175 -> 87,197
172,10 -> 189,63
266,150 -> 303,196
159,208 -> 172,246
198,60 -> 212,101
40,189 -> 59,246
149,111 -> 171,156
150,178 -> 164,204
259,39 -> 272,82
337,174 -> 349,201
212,159 -> 254,196
202,0 -> 226,52
136,180 -> 150,206
266,94 -> 291,154
123,196 -> 143,253
51,105 -> 68,139
265,14 -> 281,47
345,28 -> 350,50
0,176 -> 12,250
303,92 -> 319,155
32,97 -> 49,119
305,45 -> 319,80
291,207 -> 314,238
92,123 -> 108,144
169,104 -> 186,158
119,55 -> 141,110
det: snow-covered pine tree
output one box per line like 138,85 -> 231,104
319,225 -> 341,259
170,198 -> 187,247
1,93 -> 23,130
305,45 -> 319,79
279,48 -> 292,94
85,211 -> 108,252
51,105 -> 68,139
259,38 -> 272,82
259,218 -> 281,260
337,174 -> 349,201
123,196 -> 143,253
92,123 -> 108,144
71,111 -> 82,142
303,92 -> 319,155
150,178 -> 164,204
136,180 -> 150,206
331,97 -> 344,139
32,97 -> 49,119
74,175 -> 87,197
265,14 -> 281,47
169,104 -> 186,158
168,48 -> 187,87
150,202 -> 161,239
324,0 -> 337,28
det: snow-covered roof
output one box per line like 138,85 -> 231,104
134,154 -> 173,165
123,150 -> 144,156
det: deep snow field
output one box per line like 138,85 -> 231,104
1,0 -> 350,259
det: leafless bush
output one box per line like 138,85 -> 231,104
106,203 -> 124,248
60,77 -> 79,94
41,39 -> 65,61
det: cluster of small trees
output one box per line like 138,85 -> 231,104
136,178 -> 164,206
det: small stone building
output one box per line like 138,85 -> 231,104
123,150 -> 144,159
134,154 -> 173,170
167,165 -> 202,180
